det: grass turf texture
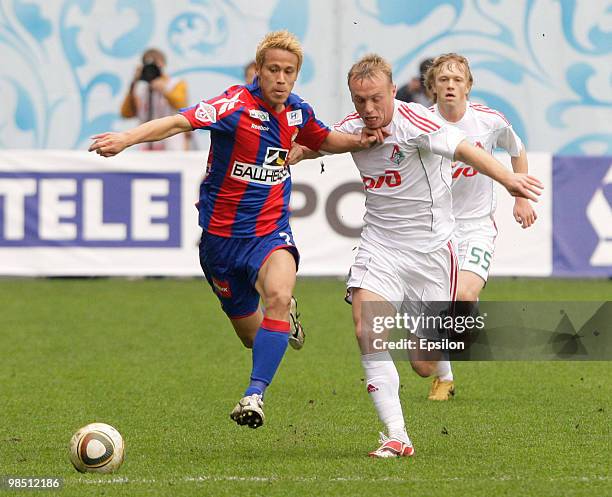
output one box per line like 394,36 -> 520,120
0,277 -> 610,497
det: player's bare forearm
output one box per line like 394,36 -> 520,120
454,140 -> 543,201
287,143 -> 321,165
124,115 -> 191,146
319,129 -> 384,154
454,140 -> 509,183
511,147 -> 537,227
319,131 -> 361,153
491,147 -> 536,228
510,147 -> 528,174
89,115 -> 192,157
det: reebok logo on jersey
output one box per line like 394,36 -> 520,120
249,109 -> 270,121
287,109 -> 303,126
214,90 -> 244,116
195,102 -> 217,124
251,123 -> 270,132
231,162 -> 289,185
211,277 -> 232,298
264,147 -> 288,167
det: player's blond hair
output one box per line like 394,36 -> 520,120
347,54 -> 394,85
424,53 -> 473,103
255,30 -> 303,71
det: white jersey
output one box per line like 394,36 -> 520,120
431,101 -> 523,220
334,100 -> 465,252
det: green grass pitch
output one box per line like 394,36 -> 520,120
0,277 -> 610,496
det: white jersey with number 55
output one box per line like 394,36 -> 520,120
430,101 -> 523,221
334,100 -> 465,252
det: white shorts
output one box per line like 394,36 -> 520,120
454,216 -> 498,283
346,237 -> 458,311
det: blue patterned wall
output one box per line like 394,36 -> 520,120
0,0 -> 610,153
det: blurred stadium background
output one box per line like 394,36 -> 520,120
0,1 -> 610,496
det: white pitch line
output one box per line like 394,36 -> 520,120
77,475 -> 611,485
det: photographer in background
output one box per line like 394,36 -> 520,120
120,48 -> 190,150
396,57 -> 434,107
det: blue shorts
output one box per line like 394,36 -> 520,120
199,227 -> 300,319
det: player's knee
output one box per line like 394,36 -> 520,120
457,286 -> 480,303
263,291 -> 292,317
353,316 -> 374,342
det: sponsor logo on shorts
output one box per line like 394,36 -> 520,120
251,123 -> 270,132
249,109 -> 270,121
264,147 -> 288,167
212,277 -> 232,298
195,102 -> 217,124
230,161 -> 289,185
366,383 -> 379,393
287,109 -> 303,126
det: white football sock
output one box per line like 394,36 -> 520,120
361,351 -> 409,444
435,360 -> 454,381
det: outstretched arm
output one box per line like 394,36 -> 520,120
454,140 -> 543,202
318,128 -> 386,154
288,127 -> 389,165
89,114 -> 192,157
510,147 -> 537,228
287,143 -> 320,164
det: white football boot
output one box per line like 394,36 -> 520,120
288,296 -> 305,350
368,432 -> 415,458
230,394 -> 265,429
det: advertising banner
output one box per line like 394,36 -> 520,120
0,151 -> 203,276
553,156 -> 612,277
3,150 -> 606,278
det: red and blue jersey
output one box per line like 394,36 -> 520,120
181,80 -> 330,238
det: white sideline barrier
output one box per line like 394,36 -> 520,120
0,150 -> 551,277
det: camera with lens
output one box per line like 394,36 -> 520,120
139,61 -> 161,83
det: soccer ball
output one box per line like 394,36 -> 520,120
69,423 -> 124,473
